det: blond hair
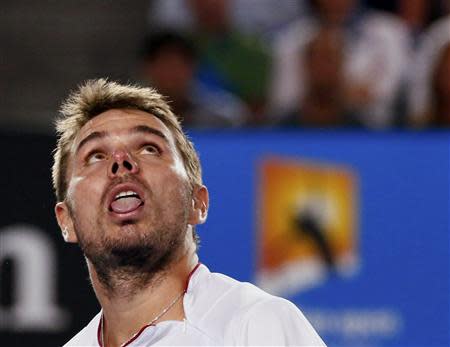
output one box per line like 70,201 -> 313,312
52,78 -> 202,202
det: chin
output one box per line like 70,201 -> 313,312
110,243 -> 156,268
108,219 -> 149,237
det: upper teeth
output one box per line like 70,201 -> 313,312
115,190 -> 138,199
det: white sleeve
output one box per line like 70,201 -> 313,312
234,297 -> 326,346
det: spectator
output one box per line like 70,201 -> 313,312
147,0 -> 273,125
280,27 -> 360,128
139,30 -> 247,128
407,16 -> 450,127
187,0 -> 272,125
270,0 -> 412,128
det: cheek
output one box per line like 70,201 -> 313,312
141,156 -> 189,189
66,176 -> 84,209
150,171 -> 190,205
67,174 -> 103,211
170,158 -> 189,182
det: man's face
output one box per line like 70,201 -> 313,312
56,109 -> 202,274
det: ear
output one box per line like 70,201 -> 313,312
55,201 -> 78,243
188,185 -> 209,226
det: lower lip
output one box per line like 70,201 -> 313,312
108,202 -> 145,222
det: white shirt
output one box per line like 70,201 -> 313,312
64,264 -> 326,346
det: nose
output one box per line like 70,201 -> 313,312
108,149 -> 139,177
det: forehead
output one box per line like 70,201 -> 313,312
74,108 -> 174,147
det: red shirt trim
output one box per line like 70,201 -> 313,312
185,262 -> 201,292
97,315 -> 103,347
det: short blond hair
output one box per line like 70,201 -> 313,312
52,78 -> 202,202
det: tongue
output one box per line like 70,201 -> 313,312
110,197 -> 142,214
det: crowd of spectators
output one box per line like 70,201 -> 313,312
141,0 -> 450,129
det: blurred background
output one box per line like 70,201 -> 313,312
0,1 -> 449,346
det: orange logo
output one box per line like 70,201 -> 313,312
256,157 -> 359,295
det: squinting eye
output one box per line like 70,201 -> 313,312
140,144 -> 160,155
87,152 -> 107,164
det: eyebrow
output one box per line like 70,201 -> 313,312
75,125 -> 168,154
131,125 -> 168,143
76,131 -> 107,154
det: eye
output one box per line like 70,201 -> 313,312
86,151 -> 107,164
139,144 -> 161,156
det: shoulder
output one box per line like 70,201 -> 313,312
186,265 -> 276,314
63,312 -> 101,347
231,296 -> 326,346
185,265 -> 325,346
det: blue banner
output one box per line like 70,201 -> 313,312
192,130 -> 449,347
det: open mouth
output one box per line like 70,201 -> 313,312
109,190 -> 144,214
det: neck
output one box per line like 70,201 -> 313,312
89,235 -> 198,347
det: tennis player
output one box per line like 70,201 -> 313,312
53,79 -> 326,346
